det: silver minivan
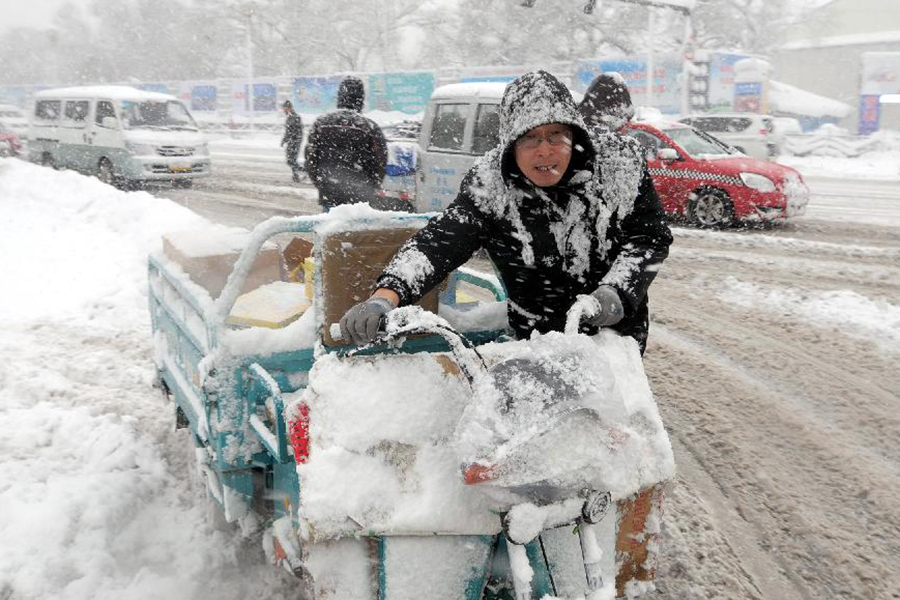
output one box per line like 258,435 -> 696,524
414,82 -> 506,212
28,86 -> 211,188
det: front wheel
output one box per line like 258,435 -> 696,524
41,152 -> 57,169
690,188 -> 734,228
97,157 -> 115,186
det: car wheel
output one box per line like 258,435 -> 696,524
97,158 -> 115,186
690,188 -> 734,228
41,152 -> 57,169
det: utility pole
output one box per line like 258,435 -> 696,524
245,3 -> 256,133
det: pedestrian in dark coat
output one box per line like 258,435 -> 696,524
304,76 -> 388,210
340,70 -> 672,354
281,100 -> 304,182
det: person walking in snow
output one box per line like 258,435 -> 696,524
281,100 -> 304,183
304,76 -> 388,210
339,70 -> 672,354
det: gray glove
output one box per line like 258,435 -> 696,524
339,296 -> 395,345
585,285 -> 624,327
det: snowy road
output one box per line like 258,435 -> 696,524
158,143 -> 900,600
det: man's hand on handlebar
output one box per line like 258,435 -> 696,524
582,285 -> 625,328
339,289 -> 399,345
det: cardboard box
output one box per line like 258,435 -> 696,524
284,236 -> 314,281
226,281 -> 310,329
318,228 -> 442,347
162,228 -> 284,299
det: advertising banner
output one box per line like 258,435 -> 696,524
368,72 -> 434,114
191,85 -> 218,112
707,52 -> 751,111
136,83 -> 170,95
231,80 -> 278,115
0,86 -> 29,108
292,76 -> 342,115
575,55 -> 683,114
860,52 -> 900,96
734,81 -> 763,113
858,95 -> 881,134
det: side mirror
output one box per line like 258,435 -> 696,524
658,148 -> 680,162
101,116 -> 118,129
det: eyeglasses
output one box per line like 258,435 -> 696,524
515,129 -> 573,150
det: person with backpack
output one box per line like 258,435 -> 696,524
304,76 -> 388,210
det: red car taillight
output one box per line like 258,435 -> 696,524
289,403 -> 310,464
463,463 -> 497,485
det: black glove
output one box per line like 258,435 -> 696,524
339,296 -> 395,345
584,285 -> 624,327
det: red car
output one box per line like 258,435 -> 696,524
0,127 -> 22,157
623,117 -> 809,227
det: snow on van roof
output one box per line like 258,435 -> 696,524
431,82 -> 509,100
34,86 -> 177,102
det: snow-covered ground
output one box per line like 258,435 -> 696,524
1,148 -> 898,599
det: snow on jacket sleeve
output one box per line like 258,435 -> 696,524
600,167 -> 672,313
376,173 -> 488,306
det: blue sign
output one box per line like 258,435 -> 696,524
575,55 -> 683,114
858,95 -> 881,134
293,77 -> 342,114
368,72 -> 434,114
191,85 -> 217,112
707,52 -> 751,110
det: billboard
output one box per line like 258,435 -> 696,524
368,72 -> 434,114
292,76 -> 342,115
861,52 -> 900,96
191,85 -> 218,112
136,83 -> 170,94
858,95 -> 881,135
707,52 -> 752,111
575,55 -> 683,114
231,80 -> 278,115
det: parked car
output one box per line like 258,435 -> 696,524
624,115 -> 809,227
0,126 -> 22,157
678,112 -> 779,159
28,86 -> 210,188
0,103 -> 29,143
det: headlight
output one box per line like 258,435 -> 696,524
125,142 -> 156,156
740,172 -> 776,192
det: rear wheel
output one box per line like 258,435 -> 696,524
690,188 -> 734,228
41,152 -> 57,169
97,158 -> 115,186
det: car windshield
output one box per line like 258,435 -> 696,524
120,100 -> 198,131
663,126 -> 733,156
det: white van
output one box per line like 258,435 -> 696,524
414,82 -> 506,212
678,112 -> 779,159
28,86 -> 210,188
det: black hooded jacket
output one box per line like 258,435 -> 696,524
376,71 -> 672,352
304,77 -> 388,207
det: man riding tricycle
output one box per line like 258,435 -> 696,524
148,70 -> 673,599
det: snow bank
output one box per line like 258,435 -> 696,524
0,158 -> 299,600
0,158 -> 206,323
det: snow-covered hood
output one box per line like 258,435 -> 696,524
123,129 -> 207,147
696,155 -> 802,182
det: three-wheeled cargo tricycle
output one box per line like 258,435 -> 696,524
148,206 -> 674,600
